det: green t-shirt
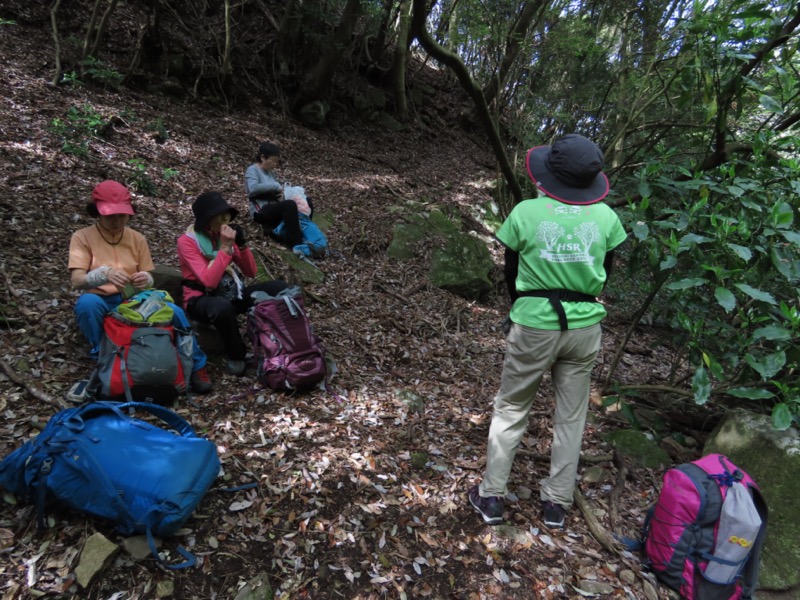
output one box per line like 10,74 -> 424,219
497,198 -> 627,330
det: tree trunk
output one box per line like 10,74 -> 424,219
221,0 -> 232,78
81,0 -> 103,61
391,0 -> 412,121
88,0 -> 120,60
411,0 -> 523,204
367,0 -> 397,69
480,0 -> 544,110
291,0 -> 362,112
50,0 -> 62,85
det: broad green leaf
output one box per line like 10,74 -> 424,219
714,287 -> 736,313
638,181 -> 651,198
726,243 -> 752,261
770,247 -> 799,282
660,255 -> 677,270
773,202 -> 794,227
652,220 -> 680,230
631,221 -> 649,241
679,233 -> 711,246
734,283 -> 776,305
666,278 -> 706,290
726,387 -> 774,400
725,185 -> 745,197
601,395 -> 620,407
745,351 -> 786,380
781,230 -> 800,245
759,94 -> 784,114
741,199 -> 763,211
772,403 -> 793,431
692,365 -> 711,406
752,325 -> 792,341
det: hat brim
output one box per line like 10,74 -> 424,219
96,203 -> 135,216
526,146 -> 609,205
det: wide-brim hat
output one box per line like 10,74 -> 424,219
192,191 -> 239,231
92,180 -> 135,215
526,134 -> 609,205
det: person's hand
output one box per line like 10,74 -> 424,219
106,268 -> 131,288
130,272 -> 151,290
230,223 -> 247,248
219,224 -> 236,252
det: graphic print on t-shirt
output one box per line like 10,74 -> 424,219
536,216 -> 600,265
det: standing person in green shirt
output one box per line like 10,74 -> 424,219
469,134 -> 627,528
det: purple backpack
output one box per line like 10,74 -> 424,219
246,287 -> 326,391
644,454 -> 768,600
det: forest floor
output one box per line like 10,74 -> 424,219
0,19 -> 750,600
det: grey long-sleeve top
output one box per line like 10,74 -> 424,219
244,163 -> 282,217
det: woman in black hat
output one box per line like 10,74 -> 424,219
469,134 -> 627,529
177,191 -> 287,376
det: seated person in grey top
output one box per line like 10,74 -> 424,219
244,142 -> 307,248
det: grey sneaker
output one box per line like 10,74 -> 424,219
469,485 -> 504,525
189,367 -> 213,393
225,358 -> 246,376
64,379 -> 92,404
543,501 -> 566,529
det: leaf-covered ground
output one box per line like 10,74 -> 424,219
0,19 -> 721,600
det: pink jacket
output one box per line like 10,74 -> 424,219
177,232 -> 257,308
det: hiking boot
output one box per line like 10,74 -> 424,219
543,501 -> 567,529
468,485 -> 504,525
64,379 -> 92,404
225,358 -> 246,376
190,367 -> 213,394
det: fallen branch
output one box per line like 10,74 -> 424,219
573,487 -> 622,556
609,450 -> 628,535
0,357 -> 67,409
374,281 -> 411,305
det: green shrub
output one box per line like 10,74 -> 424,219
49,105 -> 108,155
127,159 -> 157,196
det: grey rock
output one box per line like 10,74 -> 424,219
75,533 -> 119,588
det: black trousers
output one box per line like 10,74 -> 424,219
186,280 -> 288,360
252,200 -> 304,247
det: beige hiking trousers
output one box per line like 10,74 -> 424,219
478,322 -> 602,507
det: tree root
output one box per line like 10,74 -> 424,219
0,357 -> 67,409
609,450 -> 628,535
573,487 -> 623,556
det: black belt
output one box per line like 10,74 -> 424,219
516,289 -> 598,331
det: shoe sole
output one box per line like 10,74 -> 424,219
469,495 -> 503,525
544,520 -> 564,529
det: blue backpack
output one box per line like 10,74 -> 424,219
0,402 -> 219,569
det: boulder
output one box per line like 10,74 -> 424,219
428,233 -> 493,300
704,408 -> 800,592
388,208 -> 493,300
151,264 -> 184,305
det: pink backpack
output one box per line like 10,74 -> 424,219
644,454 -> 768,600
246,287 -> 327,391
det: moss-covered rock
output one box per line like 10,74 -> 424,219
428,234 -> 493,300
387,208 -> 493,300
279,249 -> 326,285
603,429 -> 670,469
704,409 -> 800,591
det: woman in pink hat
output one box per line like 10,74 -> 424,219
67,180 -> 213,399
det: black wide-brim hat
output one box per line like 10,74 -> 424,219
192,191 -> 239,231
526,133 -> 609,205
